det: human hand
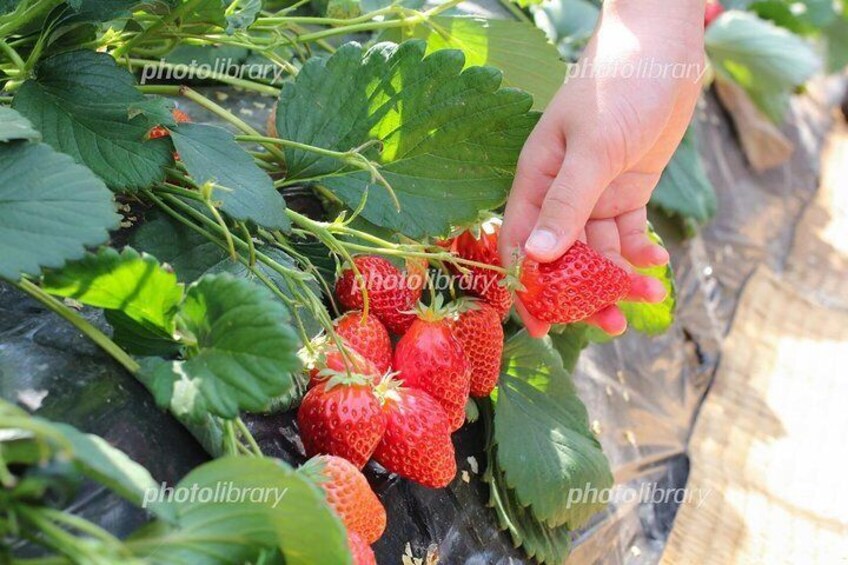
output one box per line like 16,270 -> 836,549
500,0 -> 706,338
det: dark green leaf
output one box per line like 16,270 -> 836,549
169,123 -> 290,231
131,457 -> 350,565
651,127 -> 717,226
143,274 -> 301,420
494,331 -> 612,529
382,17 -> 565,110
548,324 -> 589,374
0,107 -> 41,142
276,40 -> 539,238
0,142 -> 119,281
485,443 -> 573,564
12,50 -> 172,191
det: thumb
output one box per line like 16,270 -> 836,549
525,147 -> 609,263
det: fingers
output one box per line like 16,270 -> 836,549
616,208 -> 669,268
499,122 -> 565,268
627,273 -> 668,303
585,219 -> 627,271
525,148 -> 610,263
514,299 -> 551,339
592,171 -> 658,219
586,306 -> 628,336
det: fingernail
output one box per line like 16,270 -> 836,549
526,229 -> 558,255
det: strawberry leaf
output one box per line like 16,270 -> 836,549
141,273 -> 301,420
129,457 -> 350,565
0,140 -> 119,281
651,127 -> 717,229
381,17 -> 565,110
618,228 -> 677,336
12,50 -> 173,191
706,11 -> 821,122
493,331 -> 613,530
43,247 -> 183,335
276,40 -> 539,238
168,123 -> 290,231
0,107 -> 40,142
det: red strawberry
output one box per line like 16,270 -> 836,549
335,256 -> 421,335
302,337 -> 380,389
517,241 -> 631,324
347,531 -> 377,565
392,300 -> 471,431
453,219 -> 513,319
449,299 -> 503,397
148,108 -> 192,140
373,382 -> 456,488
303,455 -> 386,543
297,374 -> 386,469
333,311 -> 392,374
704,0 -> 724,27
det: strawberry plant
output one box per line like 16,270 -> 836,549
0,1 -> 681,563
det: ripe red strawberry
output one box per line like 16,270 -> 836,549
297,374 -> 386,469
453,219 -> 513,319
302,337 -> 380,389
392,300 -> 471,431
303,455 -> 386,543
517,241 -> 631,324
335,256 -> 422,335
448,299 -> 503,397
373,382 -> 456,488
148,108 -> 192,140
704,0 -> 724,27
347,531 -> 377,565
333,311 -> 392,374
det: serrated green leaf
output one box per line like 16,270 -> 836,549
169,123 -> 290,231
0,107 -> 41,142
131,457 -> 350,565
705,11 -> 821,122
485,443 -> 572,564
651,127 -> 717,227
618,228 -> 677,336
42,247 -> 184,348
494,331 -> 612,530
276,40 -> 539,238
0,141 -> 119,281
12,50 -> 172,191
143,274 -> 301,420
382,17 -> 565,110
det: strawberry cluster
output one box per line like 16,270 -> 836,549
296,219 -> 631,562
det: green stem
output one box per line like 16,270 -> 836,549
498,0 -> 532,24
15,506 -> 98,563
180,87 -> 287,165
0,39 -> 25,71
39,508 -> 130,557
235,417 -> 263,457
14,279 -> 140,374
112,0 -> 206,58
